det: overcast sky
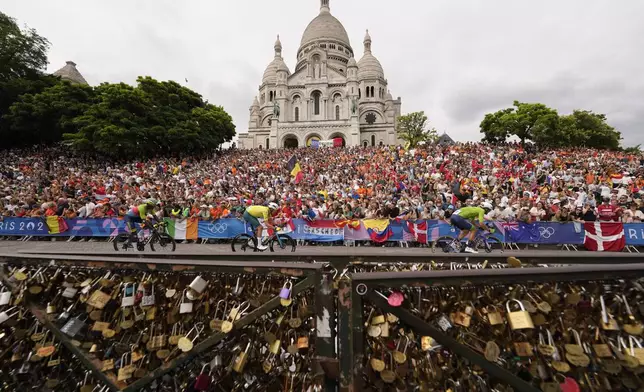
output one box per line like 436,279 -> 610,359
5,0 -> 644,146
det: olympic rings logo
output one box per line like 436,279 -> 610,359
538,226 -> 555,239
208,223 -> 228,234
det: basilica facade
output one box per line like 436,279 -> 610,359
237,0 -> 402,149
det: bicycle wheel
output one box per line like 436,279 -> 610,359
232,234 -> 256,252
480,237 -> 502,253
113,233 -> 133,251
434,236 -> 457,253
269,234 -> 296,252
150,233 -> 176,252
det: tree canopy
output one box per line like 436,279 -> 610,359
3,81 -> 95,147
0,11 -> 235,156
0,11 -> 50,81
480,101 -> 621,149
64,77 -> 235,158
396,111 -> 438,148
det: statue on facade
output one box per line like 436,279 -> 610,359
351,98 -> 357,115
273,101 -> 280,118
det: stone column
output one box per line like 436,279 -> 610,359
349,110 -> 360,147
270,118 -> 279,149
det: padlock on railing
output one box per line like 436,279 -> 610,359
189,275 -> 209,294
179,289 -> 193,314
193,364 -> 211,390
506,299 -> 534,330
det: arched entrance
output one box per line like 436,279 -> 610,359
283,136 -> 298,149
329,133 -> 346,147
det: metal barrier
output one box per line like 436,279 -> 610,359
3,252 -> 644,391
0,254 -> 336,392
343,263 -> 644,391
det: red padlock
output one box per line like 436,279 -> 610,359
560,376 -> 580,392
193,364 -> 211,391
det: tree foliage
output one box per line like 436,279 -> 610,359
480,101 -> 622,149
64,77 -> 235,158
0,11 -> 50,81
396,111 -> 438,148
623,144 -> 642,154
3,81 -> 95,147
0,12 -> 234,155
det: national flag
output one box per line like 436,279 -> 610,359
165,218 -> 199,240
335,219 -> 360,229
584,222 -> 625,252
363,219 -> 393,243
290,163 -> 301,177
286,155 -> 297,172
294,172 -> 304,184
502,222 -> 540,243
46,216 -> 68,234
290,162 -> 304,184
306,219 -> 340,229
402,220 -> 427,243
267,218 -> 295,236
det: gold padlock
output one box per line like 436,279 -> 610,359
486,305 -> 504,326
506,299 -> 534,330
232,339 -> 252,373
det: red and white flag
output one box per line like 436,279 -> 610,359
584,222 -> 625,252
403,221 -> 428,244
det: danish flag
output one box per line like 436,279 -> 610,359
583,222 -> 625,252
402,221 -> 428,244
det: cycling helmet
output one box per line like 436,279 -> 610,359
481,201 -> 493,213
146,198 -> 157,207
268,202 -> 279,210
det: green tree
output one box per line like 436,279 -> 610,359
396,111 -> 438,148
0,11 -> 50,81
64,77 -> 235,158
623,144 -> 642,154
559,110 -> 621,150
479,108 -> 514,143
3,81 -> 95,146
0,74 -> 59,149
480,101 -> 559,145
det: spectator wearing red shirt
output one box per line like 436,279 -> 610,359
597,197 -> 621,221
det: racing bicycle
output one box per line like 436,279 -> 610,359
434,223 -> 502,253
231,225 -> 296,252
112,220 -> 176,252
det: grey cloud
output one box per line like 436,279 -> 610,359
4,0 -> 644,146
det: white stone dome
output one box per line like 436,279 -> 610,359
357,31 -> 384,80
263,36 -> 290,84
358,54 -> 384,80
300,5 -> 351,50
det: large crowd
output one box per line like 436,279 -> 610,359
1,144 -> 643,224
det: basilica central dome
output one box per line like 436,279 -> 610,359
299,0 -> 352,53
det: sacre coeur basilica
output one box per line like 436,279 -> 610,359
237,0 -> 403,149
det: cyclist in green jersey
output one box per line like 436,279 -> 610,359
449,202 -> 492,253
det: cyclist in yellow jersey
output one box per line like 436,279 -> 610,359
243,202 -> 279,250
449,202 -> 492,253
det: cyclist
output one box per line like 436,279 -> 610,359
449,202 -> 493,253
125,198 -> 158,243
243,202 -> 279,250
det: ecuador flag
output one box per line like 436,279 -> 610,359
363,219 -> 393,243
